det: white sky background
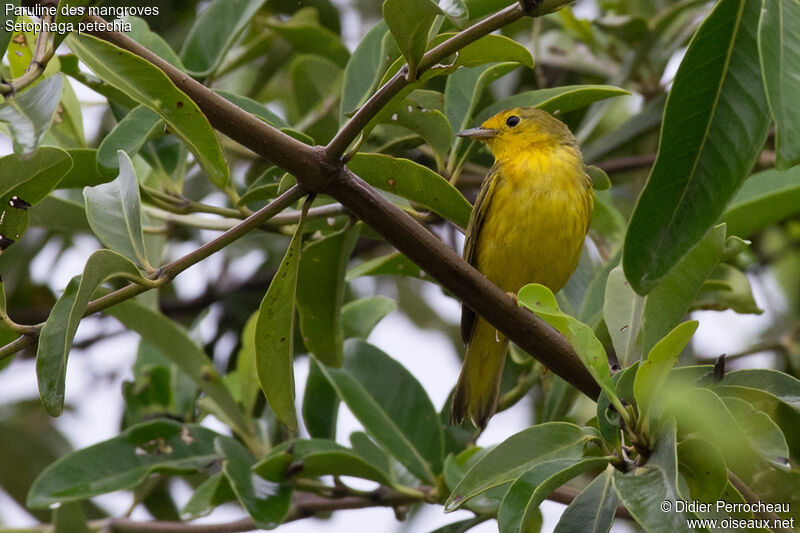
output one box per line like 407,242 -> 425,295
0,0 -> 782,531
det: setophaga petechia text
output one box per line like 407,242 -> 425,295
452,107 -> 593,429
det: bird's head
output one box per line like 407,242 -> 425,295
457,107 -> 575,159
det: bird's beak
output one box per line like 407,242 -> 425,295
457,127 -> 499,139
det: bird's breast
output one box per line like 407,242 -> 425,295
473,146 -> 592,293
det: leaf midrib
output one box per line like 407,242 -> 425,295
658,0 -> 746,250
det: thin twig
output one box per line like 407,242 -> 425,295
0,186 -> 305,362
697,341 -> 787,365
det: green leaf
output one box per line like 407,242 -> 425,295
181,473 -> 236,520
553,465 -> 619,533
292,59 -> 340,111
266,12 -> 350,68
0,75 -> 63,154
585,165 -> 611,191
127,16 -> 185,70
67,34 -> 229,188
180,0 -> 267,76
375,91 -> 453,166
640,224 -> 726,354
721,369 -> 800,406
106,299 -> 252,441
53,1 -> 102,48
472,85 -> 630,127
677,438 -> 728,502
340,22 -> 393,123
216,437 -> 291,529
0,147 -> 73,250
234,313 -> 260,415
27,420 -> 220,508
297,226 -> 360,367
693,263 -> 763,314
314,340 -> 443,483
84,151 -> 150,269
596,362 -> 637,448
303,358 -> 339,440
289,54 -> 341,142
215,90 -> 288,128
36,250 -> 142,416
53,502 -> 89,533
28,194 -> 91,234
0,400 -> 89,522
386,33 -> 533,85
722,166 -> 800,238
346,251 -> 427,280
253,438 -> 392,485
239,169 -> 283,206
623,0 -> 770,294
97,106 -> 163,173
342,296 -> 398,339
444,422 -> 588,511
0,0 -> 19,56
603,265 -> 644,367
59,53 -> 139,110
379,33 -> 533,103
255,206 -> 308,431
266,0 -> 342,34
612,421 -> 692,533
347,153 -> 471,228
582,93 -> 666,163
518,284 -> 620,414
349,431 -> 396,486
51,74 -> 86,148
633,320 -> 698,423
759,0 -> 800,168
713,383 -> 800,462
722,396 -> 790,469
443,447 -> 506,514
382,0 -> 443,78
499,457 -> 611,533
661,387 -> 760,477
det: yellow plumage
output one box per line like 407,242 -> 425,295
452,107 -> 593,429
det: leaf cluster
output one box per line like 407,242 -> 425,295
1,0 -> 799,532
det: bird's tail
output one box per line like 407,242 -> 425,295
451,318 -> 509,429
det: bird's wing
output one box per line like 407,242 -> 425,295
461,167 -> 501,344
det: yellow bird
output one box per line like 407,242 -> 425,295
452,107 -> 593,429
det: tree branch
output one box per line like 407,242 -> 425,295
325,2 -> 528,159
70,5 -> 600,400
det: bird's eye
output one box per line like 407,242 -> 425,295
506,115 -> 520,127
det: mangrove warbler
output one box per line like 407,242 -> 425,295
452,107 -> 593,429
